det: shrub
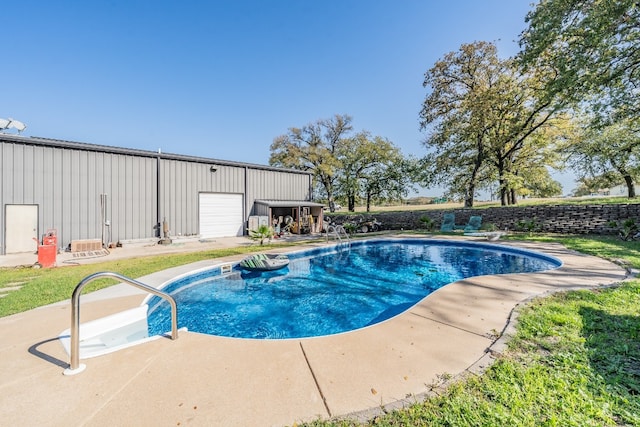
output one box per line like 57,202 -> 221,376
515,218 -> 541,235
419,216 -> 435,231
608,219 -> 639,241
249,224 -> 273,245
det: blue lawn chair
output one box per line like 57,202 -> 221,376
440,213 -> 456,232
463,215 -> 482,232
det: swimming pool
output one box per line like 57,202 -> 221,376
146,239 -> 561,339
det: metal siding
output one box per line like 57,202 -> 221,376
102,153 -> 113,243
40,147 -> 53,232
60,150 -> 71,245
108,153 -> 129,243
62,149 -> 71,245
246,169 -> 311,215
76,151 -> 85,238
121,154 -> 155,241
126,156 -> 134,238
180,161 -> 189,233
147,158 -> 156,235
166,160 -> 175,234
128,156 -> 136,238
187,164 -> 196,233
137,157 -> 147,238
86,152 -> 97,240
118,154 -> 126,239
0,144 -> 4,252
160,159 -> 175,236
133,156 -> 146,239
254,203 -> 270,217
0,142 -> 146,253
5,144 -> 15,203
1,137 -> 310,253
130,157 -> 139,238
158,160 -> 246,237
69,151 -> 77,237
3,145 -> 13,204
103,153 -> 115,243
14,145 -> 23,202
117,154 -> 127,239
105,153 -> 140,242
168,160 -> 177,234
52,149 -> 64,245
175,160 -> 184,234
78,151 -> 89,238
0,144 -> 6,252
23,145 -> 35,201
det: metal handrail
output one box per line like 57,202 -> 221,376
336,225 -> 350,242
325,225 -> 341,243
326,225 -> 350,243
64,271 -> 178,375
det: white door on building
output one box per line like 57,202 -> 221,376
199,193 -> 244,238
5,204 -> 38,253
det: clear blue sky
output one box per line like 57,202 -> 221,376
2,1 -> 572,196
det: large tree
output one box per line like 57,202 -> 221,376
566,116 -> 640,198
482,63 -> 562,205
335,132 -> 380,212
420,41 -> 561,206
269,114 -> 352,211
519,0 -> 639,117
360,156 -> 416,212
419,41 -> 499,207
505,122 -> 565,199
336,132 -> 413,211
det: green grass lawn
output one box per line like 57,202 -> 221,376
2,233 -> 639,426
0,244 -> 288,317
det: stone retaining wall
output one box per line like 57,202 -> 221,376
326,203 -> 640,235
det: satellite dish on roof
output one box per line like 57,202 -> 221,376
0,117 -> 27,134
8,118 -> 26,132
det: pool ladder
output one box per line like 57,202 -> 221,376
326,224 -> 351,246
63,271 -> 178,376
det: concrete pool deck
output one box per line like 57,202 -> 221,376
0,237 -> 630,426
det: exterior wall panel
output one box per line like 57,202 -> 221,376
0,136 -> 312,255
0,144 -> 5,253
158,160 -> 246,237
0,142 -> 158,252
246,169 -> 311,215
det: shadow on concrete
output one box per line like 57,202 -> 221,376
28,337 -> 69,369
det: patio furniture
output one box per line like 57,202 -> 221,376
462,215 -> 483,232
440,213 -> 456,232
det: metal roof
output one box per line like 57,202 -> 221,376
0,133 -> 311,176
254,199 -> 325,208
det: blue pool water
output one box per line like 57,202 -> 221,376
146,239 -> 560,339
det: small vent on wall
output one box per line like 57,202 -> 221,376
70,239 -> 103,252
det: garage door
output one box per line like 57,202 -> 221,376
199,193 -> 244,238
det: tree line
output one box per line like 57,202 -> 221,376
270,0 -> 640,209
269,114 -> 416,212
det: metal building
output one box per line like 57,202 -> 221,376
0,134 -> 316,255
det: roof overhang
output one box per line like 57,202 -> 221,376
0,134 -> 311,175
254,200 -> 325,208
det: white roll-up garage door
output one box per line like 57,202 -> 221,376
199,193 -> 244,238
